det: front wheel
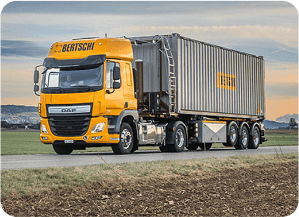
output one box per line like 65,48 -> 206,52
52,144 -> 73,155
112,123 -> 134,154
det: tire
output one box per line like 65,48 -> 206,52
248,125 -> 260,149
186,143 -> 199,150
199,143 -> 212,150
112,123 -> 134,154
167,125 -> 186,152
52,144 -> 73,155
235,124 -> 249,150
223,121 -> 238,147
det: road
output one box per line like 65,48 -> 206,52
1,146 -> 297,170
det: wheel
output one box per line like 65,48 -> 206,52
186,143 -> 199,150
167,125 -> 186,152
112,123 -> 134,154
223,121 -> 238,147
248,125 -> 260,149
235,124 -> 249,150
199,143 -> 212,150
52,144 -> 73,155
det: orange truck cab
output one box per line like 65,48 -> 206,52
34,37 -> 138,154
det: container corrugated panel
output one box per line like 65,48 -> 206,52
130,34 -> 265,119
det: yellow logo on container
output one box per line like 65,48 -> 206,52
217,72 -> 236,90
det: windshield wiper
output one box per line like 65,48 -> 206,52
73,85 -> 92,92
49,87 -> 66,93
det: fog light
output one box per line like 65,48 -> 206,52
91,122 -> 105,133
92,136 -> 102,140
42,137 -> 48,140
41,124 -> 48,134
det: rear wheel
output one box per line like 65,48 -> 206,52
223,121 -> 238,147
199,143 -> 212,150
248,125 -> 260,149
167,125 -> 186,152
52,144 -> 73,155
235,124 -> 249,150
112,123 -> 134,154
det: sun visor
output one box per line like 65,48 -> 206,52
43,54 -> 106,68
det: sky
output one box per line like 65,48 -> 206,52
1,1 -> 298,121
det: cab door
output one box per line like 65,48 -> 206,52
123,63 -> 137,109
104,61 -> 125,115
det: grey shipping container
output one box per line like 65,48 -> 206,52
130,33 -> 265,120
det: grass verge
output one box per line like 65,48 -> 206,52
2,152 -> 298,198
1,130 -> 298,155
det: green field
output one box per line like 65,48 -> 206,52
1,129 -> 298,155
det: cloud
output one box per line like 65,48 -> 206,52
2,1 -> 295,15
266,83 -> 298,99
123,25 -> 298,48
1,40 -> 49,58
265,62 -> 298,84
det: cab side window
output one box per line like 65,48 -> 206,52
106,62 -> 120,89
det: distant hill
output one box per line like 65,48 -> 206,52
263,120 -> 290,129
1,105 -> 295,129
1,105 -> 37,114
276,113 -> 298,123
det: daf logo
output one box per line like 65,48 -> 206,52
61,108 -> 76,113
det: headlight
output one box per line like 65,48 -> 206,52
41,124 -> 48,134
91,122 -> 105,133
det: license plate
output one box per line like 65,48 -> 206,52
64,140 -> 74,144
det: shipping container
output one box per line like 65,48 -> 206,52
130,33 -> 265,120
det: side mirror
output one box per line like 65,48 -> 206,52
113,81 -> 121,89
34,84 -> 39,92
34,69 -> 39,83
113,66 -> 121,80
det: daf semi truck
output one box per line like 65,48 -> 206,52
33,33 -> 266,155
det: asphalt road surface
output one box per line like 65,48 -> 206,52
1,146 -> 298,170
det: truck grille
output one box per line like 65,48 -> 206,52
48,115 -> 91,137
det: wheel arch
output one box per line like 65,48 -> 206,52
166,121 -> 188,145
250,122 -> 261,136
227,121 -> 239,136
108,110 -> 138,134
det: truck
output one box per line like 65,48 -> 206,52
33,33 -> 266,155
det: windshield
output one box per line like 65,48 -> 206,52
41,64 -> 103,93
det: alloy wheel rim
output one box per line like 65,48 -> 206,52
242,129 -> 248,146
230,126 -> 237,143
121,129 -> 132,149
253,128 -> 259,145
176,129 -> 184,148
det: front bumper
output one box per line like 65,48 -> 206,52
40,116 -> 120,145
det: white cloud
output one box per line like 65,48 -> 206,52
2,11 -> 297,48
121,25 -> 298,48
